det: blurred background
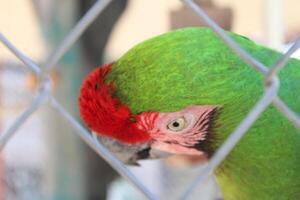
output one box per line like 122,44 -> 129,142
0,0 -> 300,200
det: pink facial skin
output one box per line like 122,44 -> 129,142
136,105 -> 219,156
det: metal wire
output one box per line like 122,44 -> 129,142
0,79 -> 50,150
0,0 -> 300,200
181,0 -> 269,75
180,1 -> 300,199
273,97 -> 300,129
48,97 -> 157,200
179,78 -> 279,200
266,36 -> 300,83
42,0 -> 112,71
0,33 -> 41,75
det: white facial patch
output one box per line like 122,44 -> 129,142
139,105 -> 219,155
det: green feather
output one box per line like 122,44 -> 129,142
107,27 -> 300,199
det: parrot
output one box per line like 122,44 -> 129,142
78,27 -> 300,199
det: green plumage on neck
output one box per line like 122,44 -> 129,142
107,28 -> 300,199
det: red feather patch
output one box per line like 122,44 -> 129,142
78,64 -> 151,144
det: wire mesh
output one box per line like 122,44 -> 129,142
0,0 -> 299,200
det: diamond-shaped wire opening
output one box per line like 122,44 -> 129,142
0,33 -> 49,150
181,1 -> 300,199
1,0 -> 157,199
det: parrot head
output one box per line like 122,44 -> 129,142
79,27 -> 262,165
79,27 -> 300,199
79,64 -> 220,164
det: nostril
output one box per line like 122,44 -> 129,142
94,82 -> 100,90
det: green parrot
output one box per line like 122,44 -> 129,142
79,27 -> 300,199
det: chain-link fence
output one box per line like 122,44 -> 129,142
1,0 -> 300,200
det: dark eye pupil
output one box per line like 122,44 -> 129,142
172,122 -> 180,127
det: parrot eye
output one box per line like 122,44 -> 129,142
167,117 -> 186,132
